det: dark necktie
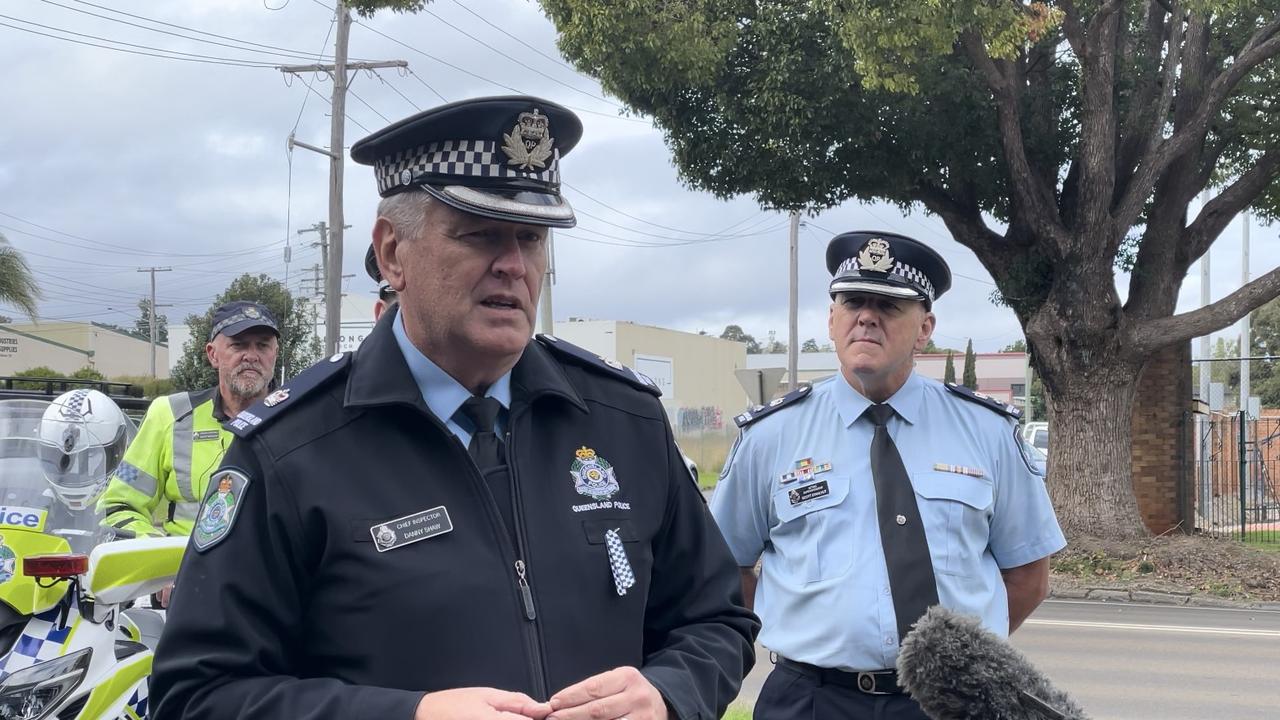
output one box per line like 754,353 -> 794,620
458,396 -> 516,546
865,403 -> 940,644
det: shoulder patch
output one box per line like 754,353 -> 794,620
536,334 -> 661,396
224,352 -> 352,438
944,382 -> 1022,419
734,384 -> 813,428
192,468 -> 250,552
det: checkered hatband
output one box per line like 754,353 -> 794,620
376,140 -> 561,195
834,257 -> 936,302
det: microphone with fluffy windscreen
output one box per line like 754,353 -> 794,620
896,606 -> 1090,720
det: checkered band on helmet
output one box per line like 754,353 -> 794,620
376,140 -> 561,195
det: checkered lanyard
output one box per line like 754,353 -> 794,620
604,528 -> 635,596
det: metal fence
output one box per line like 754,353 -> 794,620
1190,409 -> 1280,544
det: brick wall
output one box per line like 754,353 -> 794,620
1130,342 -> 1192,533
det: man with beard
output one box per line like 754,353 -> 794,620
99,300 -> 280,542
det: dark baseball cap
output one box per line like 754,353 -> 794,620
208,301 -> 280,341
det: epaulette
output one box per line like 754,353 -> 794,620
944,382 -> 1022,419
535,334 -> 661,396
734,384 -> 812,428
225,351 -> 353,437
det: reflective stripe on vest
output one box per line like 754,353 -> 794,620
169,392 -> 199,502
169,501 -> 201,523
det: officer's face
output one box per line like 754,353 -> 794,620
829,292 -> 934,398
206,329 -> 279,400
379,200 -> 547,380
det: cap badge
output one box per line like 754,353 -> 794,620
857,238 -> 895,273
501,109 -> 554,171
400,169 -> 414,186
244,307 -> 261,319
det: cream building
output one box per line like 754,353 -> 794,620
552,319 -> 748,474
0,322 -> 166,378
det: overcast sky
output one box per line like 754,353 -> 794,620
0,0 -> 1272,354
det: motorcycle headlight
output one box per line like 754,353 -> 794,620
0,648 -> 91,720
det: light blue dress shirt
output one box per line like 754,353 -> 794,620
709,371 -> 1066,672
391,310 -> 511,442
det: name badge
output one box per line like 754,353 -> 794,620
194,430 -> 221,442
369,506 -> 453,552
787,480 -> 830,506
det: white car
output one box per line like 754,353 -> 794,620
1022,421 -> 1049,452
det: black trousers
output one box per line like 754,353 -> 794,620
752,662 -> 932,720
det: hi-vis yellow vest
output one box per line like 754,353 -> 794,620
99,388 -> 233,537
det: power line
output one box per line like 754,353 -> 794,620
38,0 -> 373,63
372,69 -> 421,112
406,69 -> 447,103
562,181 -> 764,237
411,4 -> 616,107
351,19 -> 648,124
446,0 -> 579,73
0,14 -> 279,67
348,87 -> 391,123
0,213 -> 284,258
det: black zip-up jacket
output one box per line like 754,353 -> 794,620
151,313 -> 758,720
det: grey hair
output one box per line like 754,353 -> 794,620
376,191 -> 435,242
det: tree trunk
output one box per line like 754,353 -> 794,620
1042,361 -> 1149,538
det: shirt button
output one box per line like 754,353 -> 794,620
895,514 -> 907,525
883,586 -> 892,596
884,635 -> 895,647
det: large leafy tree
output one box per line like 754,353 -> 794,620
171,274 -> 322,392
0,232 -> 39,321
534,0 -> 1280,538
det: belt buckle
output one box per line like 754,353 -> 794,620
856,671 -> 892,696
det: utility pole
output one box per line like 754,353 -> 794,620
137,267 -> 172,377
279,1 -> 406,355
539,229 -> 556,335
298,221 -> 330,319
787,211 -> 801,391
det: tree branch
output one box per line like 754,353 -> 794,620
1132,268 -> 1280,353
959,31 -> 1066,245
914,184 -> 1006,263
1076,1 -> 1123,241
1184,150 -> 1280,261
1116,1 -> 1171,186
1115,14 -> 1280,232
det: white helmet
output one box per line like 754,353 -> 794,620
36,389 -> 129,511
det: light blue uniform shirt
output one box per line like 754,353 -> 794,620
391,310 -> 511,442
710,371 -> 1065,672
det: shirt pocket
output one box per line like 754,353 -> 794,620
770,475 -> 853,583
911,472 -> 993,576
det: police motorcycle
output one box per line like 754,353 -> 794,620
0,390 -> 186,719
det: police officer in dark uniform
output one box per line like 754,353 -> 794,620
151,96 -> 758,720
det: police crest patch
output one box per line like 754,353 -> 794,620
570,446 -> 620,501
193,469 -> 250,552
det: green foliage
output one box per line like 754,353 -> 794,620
720,324 -> 762,354
170,274 -> 322,392
1002,339 -> 1027,353
943,350 -> 956,385
112,375 -> 176,400
345,0 -> 430,17
801,338 -> 821,352
70,366 -> 105,381
0,233 -> 39,321
11,366 -> 63,390
962,338 -> 978,389
136,298 -> 168,344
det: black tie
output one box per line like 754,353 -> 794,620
459,396 -> 505,471
865,403 -> 939,644
458,396 -> 516,546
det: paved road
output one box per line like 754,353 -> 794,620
730,600 -> 1280,719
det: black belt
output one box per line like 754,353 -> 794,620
778,658 -> 905,696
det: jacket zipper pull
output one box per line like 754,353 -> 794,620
514,560 -> 536,620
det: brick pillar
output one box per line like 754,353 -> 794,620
1130,342 -> 1192,533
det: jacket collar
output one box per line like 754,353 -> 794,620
346,307 -> 585,414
